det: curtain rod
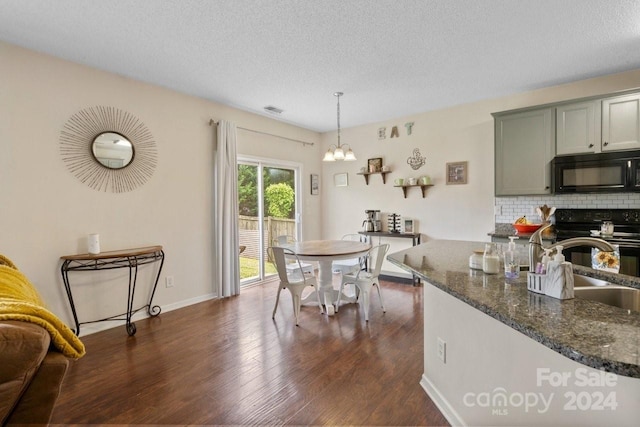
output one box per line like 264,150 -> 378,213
209,119 -> 314,147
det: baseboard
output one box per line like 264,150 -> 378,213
379,273 -> 422,285
79,292 -> 217,337
420,373 -> 466,427
379,274 -> 412,284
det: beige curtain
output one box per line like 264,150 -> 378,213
213,120 -> 240,297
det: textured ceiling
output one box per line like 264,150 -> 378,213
1,0 -> 640,132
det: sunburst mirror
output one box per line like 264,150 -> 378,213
60,106 -> 157,192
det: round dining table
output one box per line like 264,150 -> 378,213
284,239 -> 371,316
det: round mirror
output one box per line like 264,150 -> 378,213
91,132 -> 134,169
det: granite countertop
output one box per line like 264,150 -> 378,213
387,239 -> 640,378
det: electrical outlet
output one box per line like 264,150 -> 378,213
437,337 -> 446,363
165,276 -> 174,288
494,205 -> 502,216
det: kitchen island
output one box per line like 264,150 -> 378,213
388,239 -> 640,427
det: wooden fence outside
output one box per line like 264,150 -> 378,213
239,216 -> 296,259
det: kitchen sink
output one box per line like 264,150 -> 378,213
573,275 -> 610,288
573,279 -> 640,312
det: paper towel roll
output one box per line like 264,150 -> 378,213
88,234 -> 100,254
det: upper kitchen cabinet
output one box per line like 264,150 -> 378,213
556,100 -> 600,155
494,108 -> 554,196
602,93 -> 640,152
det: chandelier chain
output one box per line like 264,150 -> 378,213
336,92 -> 341,147
323,91 -> 354,161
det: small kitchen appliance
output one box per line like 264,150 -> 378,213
363,210 -> 381,232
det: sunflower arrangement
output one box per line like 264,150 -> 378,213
591,247 -> 620,272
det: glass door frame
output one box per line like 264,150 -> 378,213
238,155 -> 303,286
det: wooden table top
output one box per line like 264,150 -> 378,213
61,245 -> 163,261
287,240 -> 370,257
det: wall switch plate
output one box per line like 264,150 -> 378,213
437,337 -> 446,363
494,205 -> 501,215
165,276 -> 174,288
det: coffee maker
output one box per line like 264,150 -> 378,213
363,210 -> 382,232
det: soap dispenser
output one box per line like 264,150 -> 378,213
544,245 -> 574,299
503,236 -> 519,279
539,248 -> 553,274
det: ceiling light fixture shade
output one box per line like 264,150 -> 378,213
344,148 -> 356,161
323,92 -> 356,162
323,149 -> 335,161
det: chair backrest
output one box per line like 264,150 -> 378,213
339,233 -> 366,269
269,246 -> 304,283
367,244 -> 390,277
274,235 -> 296,246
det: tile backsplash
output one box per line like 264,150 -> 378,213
495,193 -> 640,223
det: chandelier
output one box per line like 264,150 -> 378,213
322,92 -> 356,161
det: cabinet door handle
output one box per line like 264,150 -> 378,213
588,143 -> 594,148
604,141 -> 609,146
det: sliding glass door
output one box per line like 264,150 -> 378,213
238,158 -> 301,285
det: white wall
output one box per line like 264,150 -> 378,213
0,41 -> 321,332
321,69 -> 640,276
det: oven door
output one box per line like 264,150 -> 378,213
562,241 -> 640,277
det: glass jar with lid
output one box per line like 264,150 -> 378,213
482,243 -> 500,274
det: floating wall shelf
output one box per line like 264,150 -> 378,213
394,184 -> 434,198
357,171 -> 390,185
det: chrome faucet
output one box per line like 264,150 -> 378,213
528,222 -> 616,269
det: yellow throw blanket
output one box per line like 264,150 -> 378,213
0,257 -> 85,359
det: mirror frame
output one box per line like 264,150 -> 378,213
60,106 -> 157,192
91,131 -> 135,169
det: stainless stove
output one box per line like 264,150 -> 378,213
554,209 -> 640,276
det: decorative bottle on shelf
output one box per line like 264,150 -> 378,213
482,243 -> 500,274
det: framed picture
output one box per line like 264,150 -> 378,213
446,161 -> 468,185
310,173 -> 319,195
334,172 -> 348,187
367,157 -> 383,173
403,219 -> 415,234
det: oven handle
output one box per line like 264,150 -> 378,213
558,240 -> 640,250
605,242 -> 640,250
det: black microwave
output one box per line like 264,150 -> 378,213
552,150 -> 640,193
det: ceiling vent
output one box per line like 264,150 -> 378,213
263,105 -> 284,115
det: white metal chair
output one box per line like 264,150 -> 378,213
269,246 -> 323,325
336,244 -> 389,321
274,235 -> 314,276
332,234 -> 366,275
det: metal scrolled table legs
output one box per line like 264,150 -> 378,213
146,250 -> 164,317
60,260 -> 81,335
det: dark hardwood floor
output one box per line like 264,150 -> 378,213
51,276 -> 449,426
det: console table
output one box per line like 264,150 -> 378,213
359,231 -> 421,284
359,231 -> 421,246
60,245 -> 164,336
